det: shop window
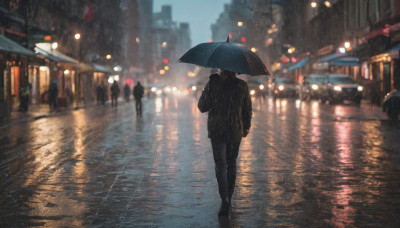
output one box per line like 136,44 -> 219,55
10,66 -> 20,97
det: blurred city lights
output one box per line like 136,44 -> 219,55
192,86 -> 197,91
136,37 -> 140,43
51,42 -> 58,49
164,66 -> 169,70
160,69 -> 165,75
259,84 -> 265,90
241,36 -> 246,42
163,58 -> 168,63
74,33 -> 81,40
162,42 -> 167,47
324,1 -> 332,8
238,21 -> 243,27
64,70 -> 70,75
339,47 -> 346,54
251,47 -> 257,52
106,54 -> 112,59
344,41 -> 351,49
311,1 -> 317,8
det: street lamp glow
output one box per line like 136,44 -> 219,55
51,42 -> 58,49
64,69 -> 70,75
238,21 -> 243,27
324,1 -> 332,8
311,1 -> 317,8
106,54 -> 112,60
162,42 -> 167,47
192,86 -> 197,91
344,41 -> 351,49
74,33 -> 81,40
288,47 -> 296,54
160,69 -> 165,75
136,37 -> 140,43
164,66 -> 169,70
339,47 -> 346,54
251,47 -> 257,52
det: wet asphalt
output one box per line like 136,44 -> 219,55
1,95 -> 400,227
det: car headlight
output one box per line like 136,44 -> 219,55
259,84 -> 265,90
250,89 -> 256,95
357,85 -> 363,92
333,86 -> 342,92
278,85 -> 284,91
311,84 -> 319,90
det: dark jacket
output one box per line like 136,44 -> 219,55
133,84 -> 144,99
198,73 -> 252,143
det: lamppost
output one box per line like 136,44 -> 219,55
74,33 -> 81,105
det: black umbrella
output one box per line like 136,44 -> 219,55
178,37 -> 269,76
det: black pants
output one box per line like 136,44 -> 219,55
135,98 -> 142,115
211,139 -> 241,202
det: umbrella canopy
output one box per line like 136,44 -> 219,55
179,39 -> 269,76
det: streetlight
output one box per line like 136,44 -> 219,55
162,42 -> 167,47
324,1 -> 332,8
238,21 -> 243,27
288,47 -> 296,54
311,1 -> 317,8
74,33 -> 81,40
51,42 -> 58,50
106,54 -> 112,60
251,47 -> 257,52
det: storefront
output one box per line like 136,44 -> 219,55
34,43 -> 79,107
0,35 -> 35,116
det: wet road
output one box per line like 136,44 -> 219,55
1,95 -> 400,227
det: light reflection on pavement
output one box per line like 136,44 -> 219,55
0,96 -> 400,227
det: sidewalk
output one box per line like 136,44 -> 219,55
0,101 -> 95,129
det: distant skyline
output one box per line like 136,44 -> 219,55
153,0 -> 231,47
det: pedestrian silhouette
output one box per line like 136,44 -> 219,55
19,81 -> 32,112
198,70 -> 252,217
111,81 -> 120,107
123,83 -> 131,102
133,81 -> 144,116
49,80 -> 58,111
97,82 -> 107,106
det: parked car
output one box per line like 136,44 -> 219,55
271,77 -> 299,98
300,74 -> 328,101
382,89 -> 400,121
320,74 -> 363,104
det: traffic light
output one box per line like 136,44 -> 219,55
163,58 -> 168,63
241,36 -> 246,42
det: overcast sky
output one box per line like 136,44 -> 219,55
153,0 -> 231,47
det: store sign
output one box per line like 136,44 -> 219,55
318,45 -> 334,56
313,62 -> 329,70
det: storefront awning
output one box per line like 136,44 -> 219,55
92,63 -> 114,74
289,56 -> 310,71
34,46 -> 78,65
78,62 -> 94,72
330,56 -> 360,66
388,43 -> 400,52
0,35 -> 35,56
320,54 -> 344,62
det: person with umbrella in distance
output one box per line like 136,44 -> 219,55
179,37 -> 269,217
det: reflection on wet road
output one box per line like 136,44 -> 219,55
1,96 -> 400,227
